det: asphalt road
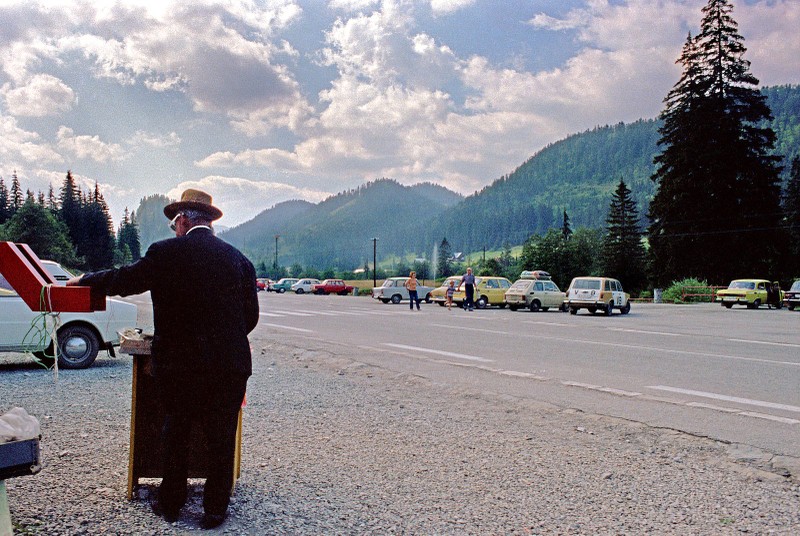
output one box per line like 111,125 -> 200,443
244,292 -> 800,461
124,290 -> 800,467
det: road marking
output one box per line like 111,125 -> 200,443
523,321 -> 573,327
260,322 -> 313,333
738,412 -> 800,425
727,338 -> 800,348
270,310 -> 315,317
647,385 -> 800,413
382,343 -> 493,363
259,312 -> 284,317
606,328 -> 684,337
292,309 -> 339,316
430,323 -> 509,335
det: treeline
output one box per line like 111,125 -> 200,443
0,170 -> 140,271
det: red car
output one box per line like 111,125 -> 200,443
256,278 -> 270,292
312,279 -> 354,295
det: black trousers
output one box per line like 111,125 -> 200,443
156,372 -> 248,515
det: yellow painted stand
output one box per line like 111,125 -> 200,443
126,353 -> 242,499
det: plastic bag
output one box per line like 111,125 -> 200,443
0,407 -> 41,443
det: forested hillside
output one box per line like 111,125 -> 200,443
218,85 -> 798,271
220,179 -> 462,269
417,84 -> 800,256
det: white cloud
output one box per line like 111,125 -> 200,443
166,175 -> 330,226
127,130 -> 181,148
56,126 -> 127,162
0,114 -> 63,164
430,0 -> 476,16
2,74 -> 76,116
328,0 -> 379,11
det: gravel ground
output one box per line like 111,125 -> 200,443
2,334 -> 799,535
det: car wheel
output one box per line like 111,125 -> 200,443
789,304 -> 795,311
438,301 -> 445,307
529,299 -> 541,312
588,307 -> 597,314
604,301 -> 614,316
391,294 -> 402,304
498,304 -> 506,309
55,325 -> 100,369
620,301 -> 631,315
509,304 -> 518,311
338,291 -> 348,295
560,303 -> 569,312
569,307 -> 578,315
295,288 -> 304,294
476,296 -> 488,309
425,293 -> 432,304
380,298 -> 389,304
751,299 -> 761,309
278,288 -> 285,293
722,303 -> 733,308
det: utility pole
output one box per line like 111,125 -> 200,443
274,235 -> 279,272
372,237 -> 378,288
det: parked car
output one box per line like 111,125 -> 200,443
256,278 -> 270,291
716,279 -> 784,309
430,276 -> 463,306
452,276 -> 512,309
312,279 -> 355,295
291,278 -> 321,294
505,271 -> 567,312
0,260 -> 139,369
565,276 -> 630,315
783,280 -> 800,311
371,277 -> 434,304
271,278 -> 299,293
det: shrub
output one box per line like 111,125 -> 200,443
662,278 -> 713,303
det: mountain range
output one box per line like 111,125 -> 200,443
211,84 -> 799,270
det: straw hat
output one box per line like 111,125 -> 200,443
163,189 -> 223,221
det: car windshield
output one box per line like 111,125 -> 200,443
791,281 -> 800,292
729,281 -> 755,290
510,280 -> 530,291
572,279 -> 600,290
382,279 -> 398,287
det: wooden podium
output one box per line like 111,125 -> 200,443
120,331 -> 242,499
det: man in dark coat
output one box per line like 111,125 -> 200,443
68,189 -> 259,529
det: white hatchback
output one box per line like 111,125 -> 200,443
0,261 -> 139,368
291,278 -> 321,294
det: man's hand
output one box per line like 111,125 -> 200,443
66,277 -> 82,286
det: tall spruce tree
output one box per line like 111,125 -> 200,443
0,178 -> 9,224
117,207 -> 142,262
437,237 -> 453,278
783,156 -> 800,276
603,179 -> 646,293
648,0 -> 783,286
561,209 -> 572,240
10,172 -> 23,214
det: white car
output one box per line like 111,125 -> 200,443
0,260 -> 139,369
371,277 -> 434,304
565,276 -> 630,316
291,278 -> 321,294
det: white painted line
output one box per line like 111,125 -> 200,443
259,312 -> 284,317
430,324 -> 509,336
738,412 -> 800,425
561,381 -> 602,389
597,387 -> 642,397
293,309 -> 339,316
606,328 -> 684,337
498,370 -> 549,381
727,338 -> 800,348
260,323 -> 313,333
523,321 -> 573,327
686,402 -> 741,413
382,343 -> 493,363
270,310 -> 314,317
647,385 -> 800,413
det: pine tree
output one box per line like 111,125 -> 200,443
0,199 -> 78,266
603,179 -> 646,293
561,209 -> 572,240
0,178 -> 9,224
10,172 -> 23,214
648,0 -> 783,286
783,156 -> 800,276
117,207 -> 142,263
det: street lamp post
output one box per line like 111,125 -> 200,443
274,235 -> 280,272
372,237 -> 378,288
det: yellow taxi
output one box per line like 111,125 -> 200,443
716,279 -> 784,309
431,276 -> 462,306
452,275 -> 512,309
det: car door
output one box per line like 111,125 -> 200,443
542,280 -> 561,308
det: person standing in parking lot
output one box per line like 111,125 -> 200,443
458,267 -> 476,311
404,271 -> 421,310
67,188 -> 259,530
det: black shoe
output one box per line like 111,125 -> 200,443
151,500 -> 180,522
201,512 -> 227,529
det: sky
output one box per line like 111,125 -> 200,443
1,0 -> 798,229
